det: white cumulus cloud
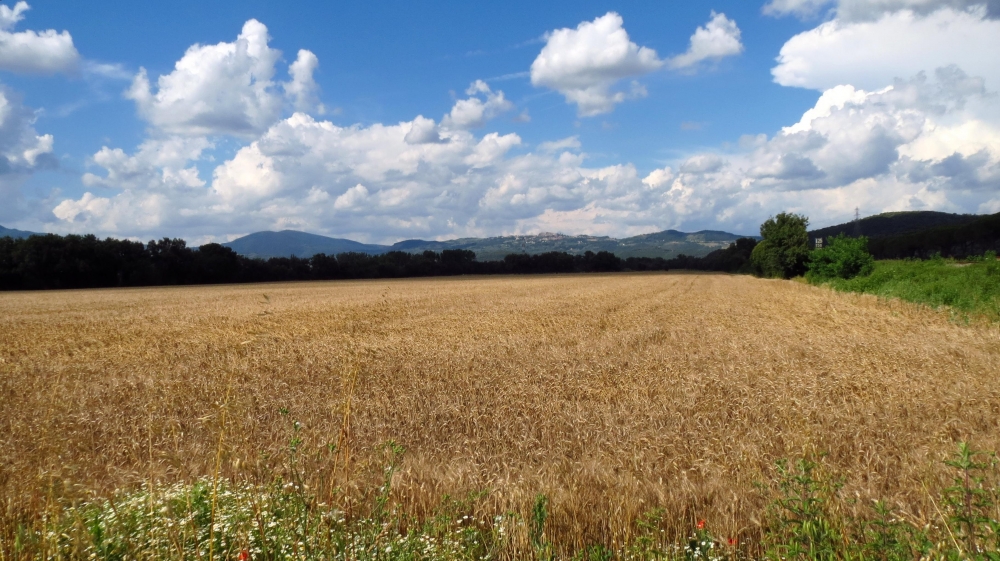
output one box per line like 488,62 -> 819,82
333,184 -> 370,210
50,67 -> 1000,243
764,0 -> 1000,20
749,0 -> 1000,226
52,108 -> 690,241
0,1 -> 79,74
773,7 -> 1000,92
642,167 -> 674,188
0,84 -> 55,173
284,49 -> 321,113
126,19 -> 320,137
670,68 -> 1000,229
442,80 -> 513,129
81,137 -> 210,192
403,115 -> 443,145
668,12 -> 744,70
762,0 -> 835,18
530,12 -> 663,116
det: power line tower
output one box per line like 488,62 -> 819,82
853,207 -> 861,236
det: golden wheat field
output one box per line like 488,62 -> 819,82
2,272 -> 1000,551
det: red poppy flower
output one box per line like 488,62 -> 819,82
697,519 -> 706,530
238,550 -> 250,561
728,537 -> 737,546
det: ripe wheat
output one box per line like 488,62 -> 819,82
1,272 -> 999,552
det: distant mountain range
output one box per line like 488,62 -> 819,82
223,229 -> 757,260
219,211 -> 1000,260
0,225 -> 39,239
8,209 -> 994,261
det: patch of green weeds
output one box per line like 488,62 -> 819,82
16,442 -> 1000,560
811,253 -> 1000,322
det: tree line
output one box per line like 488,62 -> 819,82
5,208 -> 995,291
0,233 -> 760,290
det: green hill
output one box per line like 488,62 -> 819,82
806,211 -> 999,259
866,212 -> 1000,259
222,230 -> 388,258
809,211 -> 979,241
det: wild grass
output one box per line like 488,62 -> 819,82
2,272 -> 1000,558
17,443 -> 1000,559
813,254 -> 1000,323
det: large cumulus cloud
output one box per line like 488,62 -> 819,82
669,67 -> 1000,228
126,19 -> 319,137
773,6 -> 1000,92
0,2 -> 79,75
58,109 -> 688,242
529,12 -> 663,116
530,11 -> 743,115
46,5 -> 1000,242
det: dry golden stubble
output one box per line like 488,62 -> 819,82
1,273 -> 999,546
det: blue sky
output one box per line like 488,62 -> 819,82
2,0 -> 999,243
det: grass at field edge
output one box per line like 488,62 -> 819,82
808,257 -> 1000,323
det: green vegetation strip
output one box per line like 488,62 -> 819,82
810,255 -> 1000,323
12,444 -> 1000,560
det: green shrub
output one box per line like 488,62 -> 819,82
763,458 -> 844,561
939,443 -> 1000,559
806,234 -> 875,281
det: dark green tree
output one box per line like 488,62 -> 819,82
751,212 -> 810,278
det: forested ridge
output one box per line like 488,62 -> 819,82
866,211 -> 1000,259
808,210 -> 980,240
0,233 -> 758,290
807,211 -> 1000,259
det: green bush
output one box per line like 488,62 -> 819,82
806,234 -> 875,281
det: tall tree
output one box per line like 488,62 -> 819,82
751,212 -> 810,279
